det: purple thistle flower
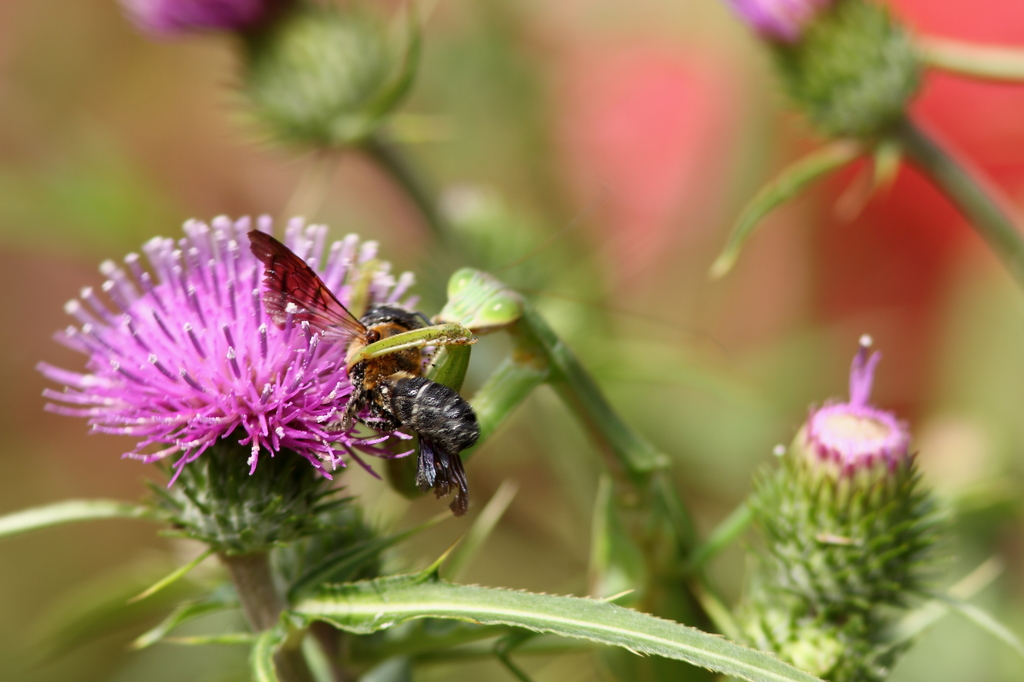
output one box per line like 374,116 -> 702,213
121,0 -> 271,36
802,335 -> 911,477
38,216 -> 417,485
725,0 -> 834,43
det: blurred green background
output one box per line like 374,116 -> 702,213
2,0 -> 1024,680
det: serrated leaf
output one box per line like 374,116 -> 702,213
710,141 -> 862,278
0,499 -> 151,538
251,627 -> 286,682
291,575 -> 823,682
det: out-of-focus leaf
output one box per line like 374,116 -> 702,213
931,593 -> 1024,661
710,140 -> 862,278
291,573 -> 824,682
165,633 -> 256,645
285,512 -> 448,602
251,627 -> 286,682
128,548 -> 215,603
444,480 -> 518,582
0,500 -> 151,539
33,561 -> 208,659
360,657 -> 413,682
133,594 -> 239,649
588,475 -> 644,602
687,503 -> 751,573
892,557 -> 1003,645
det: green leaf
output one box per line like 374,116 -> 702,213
930,592 -> 1024,661
0,499 -> 151,539
710,140 -> 862,278
444,480 -> 518,582
128,548 -> 215,604
286,513 -> 448,602
132,596 -> 239,649
687,503 -> 751,573
251,627 -> 286,682
165,633 -> 256,645
291,575 -> 823,682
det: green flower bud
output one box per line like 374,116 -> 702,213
740,337 -> 943,682
149,436 -> 342,554
772,0 -> 921,138
241,4 -> 417,146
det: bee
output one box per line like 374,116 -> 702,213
249,230 -> 478,515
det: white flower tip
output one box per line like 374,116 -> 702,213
148,354 -> 158,364
285,302 -> 299,314
275,426 -> 285,437
183,322 -> 193,332
226,347 -> 236,360
101,280 -> 115,292
80,286 -> 93,298
125,252 -> 140,265
859,334 -> 873,349
64,300 -> 80,314
99,260 -> 117,275
773,444 -> 787,457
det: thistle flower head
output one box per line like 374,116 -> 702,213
38,216 -> 417,486
725,0 -> 834,43
801,335 -> 910,478
121,0 -> 272,36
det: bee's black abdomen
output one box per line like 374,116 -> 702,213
391,376 -> 478,515
391,377 -> 479,454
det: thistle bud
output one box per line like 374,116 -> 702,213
729,0 -> 921,138
740,336 -> 942,682
240,4 -> 417,147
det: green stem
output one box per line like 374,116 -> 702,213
918,36 -> 1024,83
686,503 -> 752,574
360,132 -> 447,239
220,552 -> 314,682
896,117 -> 1024,290
511,305 -> 697,551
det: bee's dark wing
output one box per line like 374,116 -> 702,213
416,438 -> 469,516
249,230 -> 366,343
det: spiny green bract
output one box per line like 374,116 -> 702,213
740,454 -> 944,681
773,0 -> 921,138
149,438 -> 345,554
241,6 -> 400,146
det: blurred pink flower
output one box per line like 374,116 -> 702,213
555,45 -> 740,287
121,0 -> 271,36
725,0 -> 834,42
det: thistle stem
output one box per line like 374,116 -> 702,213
219,552 -> 314,682
918,36 -> 1024,83
360,132 -> 447,239
896,117 -> 1024,291
512,305 -> 697,551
